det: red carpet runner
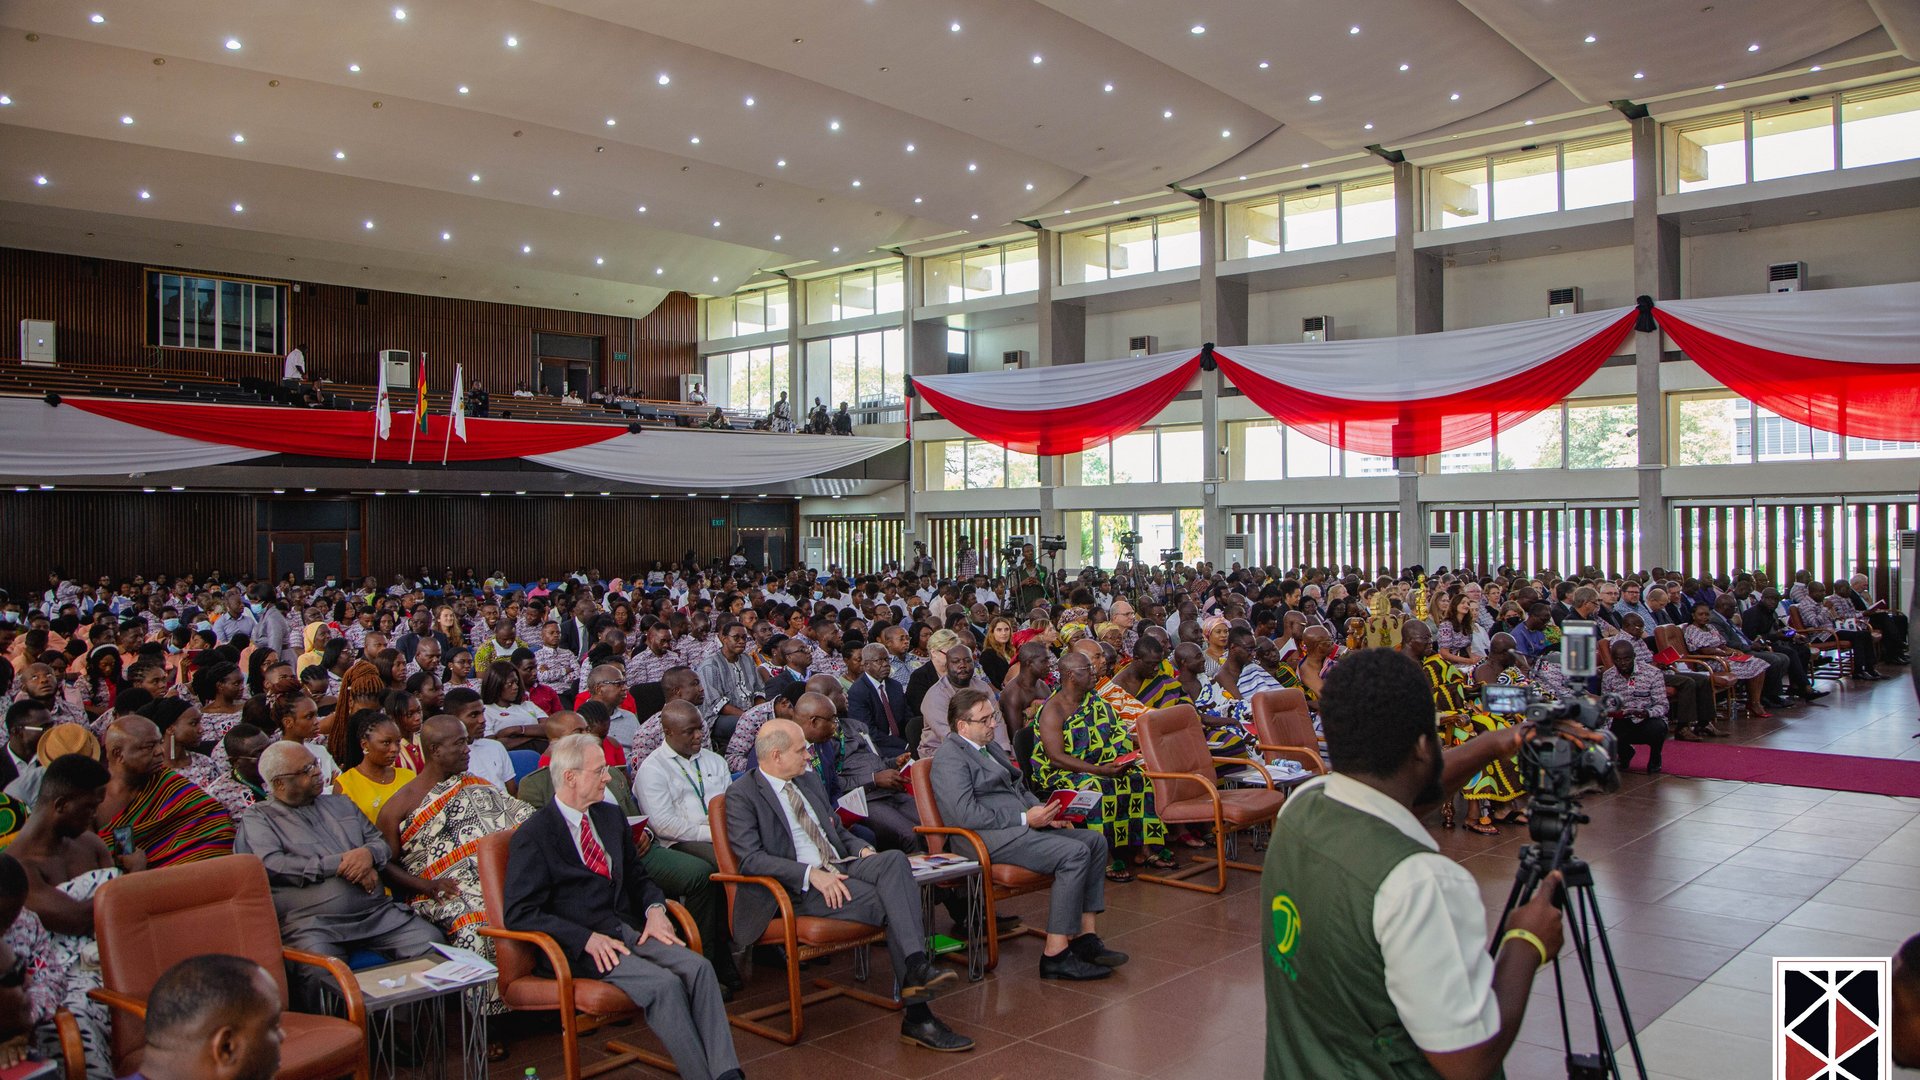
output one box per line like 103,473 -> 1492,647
1656,741 -> 1920,798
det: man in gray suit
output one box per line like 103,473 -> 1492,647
722,718 -> 974,1054
929,688 -> 1128,982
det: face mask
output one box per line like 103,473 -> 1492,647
163,618 -> 181,632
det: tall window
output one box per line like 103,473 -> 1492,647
704,284 -> 789,341
924,440 -> 1040,490
1669,392 -> 1913,464
1226,173 -> 1399,260
146,270 -> 286,354
1059,209 -> 1202,284
1425,131 -> 1633,228
1232,421 -> 1394,479
1077,425 -> 1207,485
810,328 -> 904,424
922,239 -> 1040,305
1075,510 -> 1205,568
710,345 -> 789,414
1665,79 -> 1920,192
804,264 -> 904,324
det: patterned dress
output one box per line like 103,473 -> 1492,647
1424,654 -> 1525,806
9,869 -> 117,1079
1683,624 -> 1768,679
397,774 -> 533,1013
1028,691 -> 1165,850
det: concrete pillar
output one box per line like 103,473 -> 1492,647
785,278 -> 803,410
1197,198 -> 1247,567
1632,115 -> 1680,570
1033,228 -> 1083,544
900,255 -> 918,547
1393,160 -> 1442,569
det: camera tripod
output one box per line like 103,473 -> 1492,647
1494,808 -> 1648,1080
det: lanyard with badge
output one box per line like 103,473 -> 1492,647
671,756 -> 707,802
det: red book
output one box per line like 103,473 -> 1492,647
1046,789 -> 1100,823
1109,750 -> 1142,769
1650,647 -> 1683,668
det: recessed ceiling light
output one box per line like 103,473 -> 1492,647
334,149 -> 346,159
458,84 -> 473,95
138,189 -> 150,199
710,276 -> 719,285
1524,119 -> 1535,125
440,231 -> 450,240
1363,122 -> 1374,130
1307,93 -> 1322,102
773,233 -> 782,241
831,245 -> 840,253
233,133 -> 246,142
636,204 -> 647,212
232,202 -> 243,211
1221,129 -> 1231,138
1031,54 -> 1043,64
1584,34 -> 1597,43
1747,43 -> 1760,51
967,162 -> 977,171
1398,63 -> 1410,72
950,21 -> 961,32
363,220 -> 374,229
1190,25 -> 1206,35
90,13 -> 105,23
655,267 -> 663,274
828,119 -> 840,130
744,96 -> 755,106
121,115 -> 134,124
606,117 -> 616,126
657,73 -> 671,86
1714,83 -> 1727,90
0,96 -> 11,105
775,158 -> 786,167
1449,92 -> 1461,100
224,38 -> 241,50
595,256 -> 604,265
521,244 -> 531,253
1632,71 -> 1645,80
712,219 -> 721,227
551,187 -> 561,196
1257,62 -> 1269,70
1349,25 -> 1361,34
905,142 -> 915,152
393,7 -> 406,19
1025,181 -> 1034,190
1163,109 -> 1174,119
1810,65 -> 1822,72
689,135 -> 700,144
969,213 -> 979,220
850,178 -> 861,187
1104,81 -> 1115,91
505,34 -> 517,46
913,195 -> 922,203
33,175 -> 47,186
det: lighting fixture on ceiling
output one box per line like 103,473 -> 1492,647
393,7 -> 406,19
1714,83 -> 1726,90
1810,65 -> 1822,72
90,13 -> 105,23
913,196 -> 922,203
969,213 -> 979,220
1307,93 -> 1322,102
224,38 -> 241,50
138,189 -> 150,199
744,96 -> 755,106
334,149 -> 346,159
505,35 -> 517,46
1258,62 -> 1269,70
606,118 -> 616,126
1349,25 -> 1361,34
1633,71 -> 1644,79
773,233 -> 782,241
550,187 -> 560,196
1031,54 -> 1043,64
950,22 -> 960,32
233,133 -> 246,142
1747,43 -> 1760,51
1399,63 -> 1410,71
521,244 -> 531,253
440,231 -> 450,240
0,96 -> 10,105
710,276 -> 719,283
120,115 -> 134,125
1025,181 -> 1034,190
776,158 -> 786,167
1449,92 -> 1461,100
712,219 -> 721,227
830,245 -> 840,252
1363,122 -> 1373,130
1190,25 -> 1205,35
1221,129 -> 1231,138
657,73 -> 671,86
655,267 -> 663,274
1163,109 -> 1173,118
1584,34 -> 1597,43
457,85 -> 470,94
905,142 -> 915,152
232,202 -> 243,211
33,175 -> 47,186
851,179 -> 861,186
1104,82 -> 1115,91
1524,119 -> 1535,125
363,220 -> 374,229
595,256 -> 604,265
470,173 -> 480,182
636,204 -> 647,212
967,162 -> 977,171
828,119 -> 840,130
689,135 -> 699,143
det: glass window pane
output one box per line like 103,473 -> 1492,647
942,442 -> 966,490
855,332 -> 884,412
1429,160 -> 1488,227
947,328 -> 967,357
807,278 -> 839,324
159,275 -> 182,346
880,330 -> 903,408
1096,515 -> 1131,568
838,271 -> 875,320
1060,227 -> 1108,285
1176,509 -> 1205,563
1566,401 -> 1640,469
1343,448 -> 1394,476
254,288 -> 277,353
1752,101 -> 1834,182
961,249 -> 1001,300
1339,178 -> 1395,243
764,287 -> 790,332
1156,213 -> 1201,271
1562,135 -> 1633,210
1283,189 -> 1338,250
735,290 -> 765,335
706,297 -> 734,340
1673,395 -> 1738,465
1497,407 -> 1564,470
1672,117 -> 1747,192
219,279 -> 244,351
1108,221 -> 1154,279
873,264 -> 904,314
830,335 -> 857,408
190,278 -> 216,349
1491,149 -> 1559,220
1751,406 -> 1840,461
1227,198 -> 1281,260
1242,423 -> 1285,480
1080,443 -> 1111,485
1003,241 -> 1039,294
923,252 -> 965,306
725,351 -> 753,410
1111,431 -> 1155,483
1138,514 -> 1176,563
1285,427 -> 1335,478
1006,451 -> 1039,488
1158,426 -> 1203,482
965,441 -> 1005,488
1844,434 -> 1920,459
1439,435 -> 1494,473
769,346 -> 790,414
1841,86 -> 1920,169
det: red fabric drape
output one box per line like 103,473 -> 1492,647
1653,310 -> 1920,442
912,356 -> 1200,456
65,399 -> 625,461
1215,312 -> 1638,457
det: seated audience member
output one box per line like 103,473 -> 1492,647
503,734 -> 743,1080
628,668 -> 707,764
233,741 -> 445,1009
202,724 -> 273,817
4,723 -> 98,811
1030,651 -> 1167,882
632,702 -> 729,867
723,683 -> 804,774
8,665 -> 84,730
848,643 -> 910,759
444,688 -> 514,790
723,719 -> 972,1052
1740,590 -> 1825,702
481,661 -> 548,750
831,692 -> 921,854
96,717 -> 233,868
918,644 -> 999,759
1261,645 -> 1566,1080
140,697 -> 222,794
931,688 -> 1124,981
1849,571 -> 1909,664
1683,603 -> 1772,718
132,953 -> 284,1080
582,663 -> 643,748
0,701 -> 47,797
695,621 -> 761,752
333,709 -> 416,822
1798,581 -> 1884,679
1600,640 -> 1668,774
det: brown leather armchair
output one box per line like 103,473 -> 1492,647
1135,705 -> 1285,894
1655,624 -> 1736,718
705,792 -> 897,1045
1248,689 -> 1325,775
88,854 -> 368,1080
474,828 -> 702,1080
1787,607 -> 1854,682
906,756 -> 1047,972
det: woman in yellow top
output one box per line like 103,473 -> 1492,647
332,708 -> 415,822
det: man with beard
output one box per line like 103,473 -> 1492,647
1260,646 -> 1567,1080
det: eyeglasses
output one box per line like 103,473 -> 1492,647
267,762 -> 320,783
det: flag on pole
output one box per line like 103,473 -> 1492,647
407,354 -> 427,464
371,359 -> 392,461
442,364 -> 468,464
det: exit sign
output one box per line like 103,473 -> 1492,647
613,351 -> 629,361
711,518 -> 726,527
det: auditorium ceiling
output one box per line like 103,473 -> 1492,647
1,0 -> 1915,317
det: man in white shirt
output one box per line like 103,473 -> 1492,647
633,702 -> 730,870
282,343 -> 306,384
445,690 -> 515,790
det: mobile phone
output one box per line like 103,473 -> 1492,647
112,826 -> 135,854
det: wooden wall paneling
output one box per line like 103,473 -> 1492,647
808,517 -> 905,576
360,496 -> 735,582
0,247 -> 697,398
0,492 -> 256,598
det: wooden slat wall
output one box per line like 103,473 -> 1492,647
0,247 -> 697,399
0,492 -> 256,597
1230,508 -> 1398,575
363,497 -> 757,582
809,517 -> 905,576
1675,499 -> 1915,590
922,516 -> 1039,581
1430,504 -> 1638,577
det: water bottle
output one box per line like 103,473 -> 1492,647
524,1069 -> 540,1080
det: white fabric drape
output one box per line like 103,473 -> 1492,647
0,395 -> 270,476
529,430 -> 904,488
1656,281 -> 1920,364
909,348 -> 1198,410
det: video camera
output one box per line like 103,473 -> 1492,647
1039,534 -> 1067,554
1480,682 -> 1618,851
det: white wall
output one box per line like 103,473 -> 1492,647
1246,277 -> 1397,344
1443,247 -> 1635,330
1084,301 -> 1201,360
967,324 -> 1039,371
1682,207 -> 1920,296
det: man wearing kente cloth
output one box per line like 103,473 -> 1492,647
378,715 -> 532,1015
95,717 -> 233,868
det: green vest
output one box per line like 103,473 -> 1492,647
1262,783 -> 1486,1080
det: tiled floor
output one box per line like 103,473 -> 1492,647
489,676 -> 1920,1080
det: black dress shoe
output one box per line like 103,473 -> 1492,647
1040,949 -> 1113,980
899,959 -> 960,1003
899,1015 -> 975,1052
994,914 -> 1024,933
1069,932 -> 1129,968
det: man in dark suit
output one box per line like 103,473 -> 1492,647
929,687 -> 1125,981
504,733 -> 742,1080
723,718 -> 973,1053
847,644 -> 910,759
560,596 -> 600,656
761,639 -> 812,703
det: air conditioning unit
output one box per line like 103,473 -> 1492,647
1301,316 -> 1333,343
1223,533 -> 1250,569
1768,261 -> 1807,293
18,320 -> 54,366
1898,530 -> 1918,616
679,372 -> 708,402
1002,350 -> 1029,369
801,536 -> 828,572
379,349 -> 411,389
1547,287 -> 1583,318
1426,533 -> 1460,574
1127,335 -> 1157,357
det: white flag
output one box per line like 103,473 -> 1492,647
449,365 -> 467,441
374,360 -> 392,439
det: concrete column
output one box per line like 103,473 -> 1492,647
1197,198 -> 1246,567
1393,160 -> 1442,569
900,254 -> 918,546
1632,115 -> 1680,569
784,278 -> 803,409
1034,229 -> 1080,543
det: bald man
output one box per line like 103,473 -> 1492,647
97,716 -> 233,868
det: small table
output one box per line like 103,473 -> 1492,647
324,957 -> 492,1080
909,854 -> 987,982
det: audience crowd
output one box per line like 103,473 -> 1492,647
0,550 -> 1906,1076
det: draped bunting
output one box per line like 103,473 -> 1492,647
1653,281 -> 1920,442
910,349 -> 1201,455
1214,308 -> 1639,457
66,398 -> 624,461
0,397 -> 902,486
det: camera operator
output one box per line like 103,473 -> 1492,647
1262,646 -> 1566,1080
1005,542 -> 1049,611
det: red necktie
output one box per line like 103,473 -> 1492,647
578,815 -> 611,878
876,680 -> 899,736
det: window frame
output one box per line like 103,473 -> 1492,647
144,268 -> 288,356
